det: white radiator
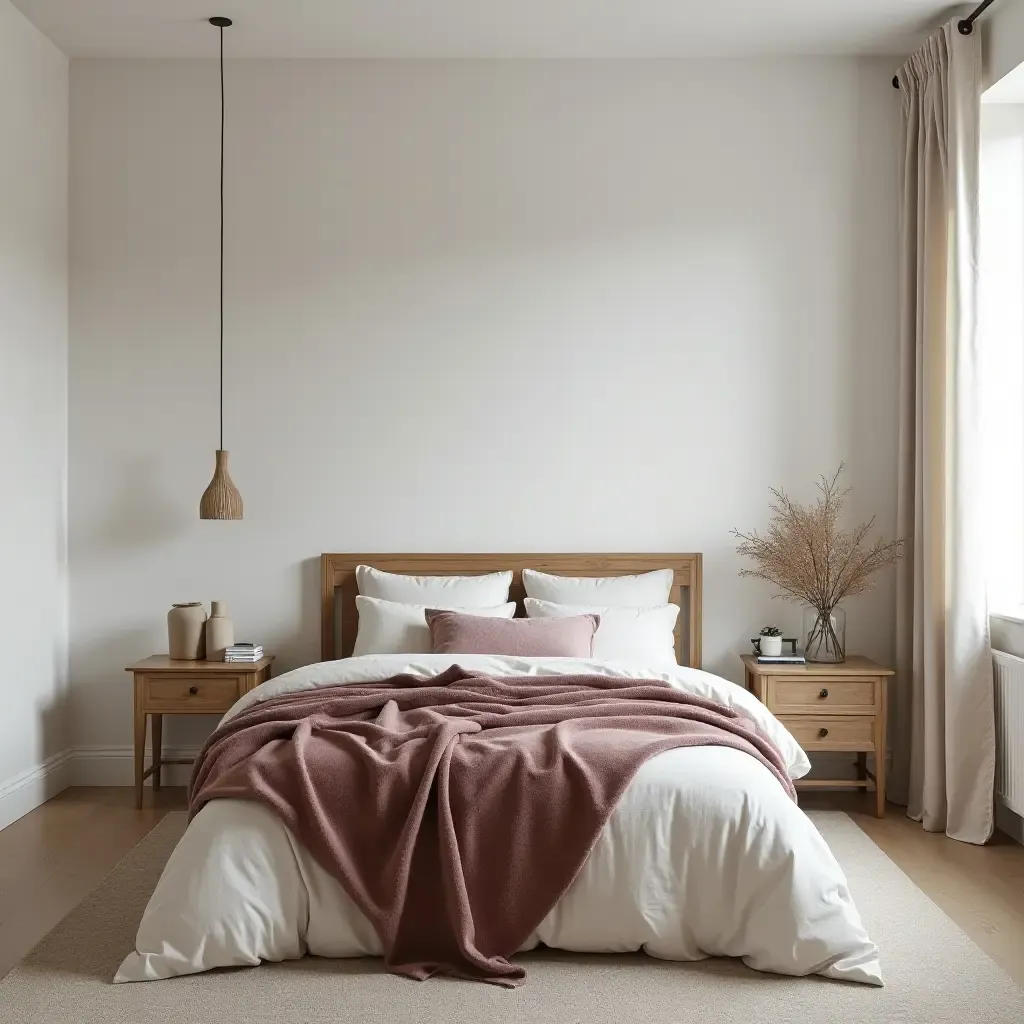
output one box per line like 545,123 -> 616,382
993,650 -> 1024,817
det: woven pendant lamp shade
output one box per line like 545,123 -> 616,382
200,449 -> 243,520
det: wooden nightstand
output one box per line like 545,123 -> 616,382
126,655 -> 274,808
740,654 -> 894,817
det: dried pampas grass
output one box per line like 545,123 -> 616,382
733,465 -> 903,658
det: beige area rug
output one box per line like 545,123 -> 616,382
1,811 -> 1021,1024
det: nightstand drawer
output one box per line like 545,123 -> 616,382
143,675 -> 242,711
778,715 -> 875,751
774,679 -> 878,714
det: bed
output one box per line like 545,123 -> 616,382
115,553 -> 881,986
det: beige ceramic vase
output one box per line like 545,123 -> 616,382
205,600 -> 235,661
168,602 -> 207,660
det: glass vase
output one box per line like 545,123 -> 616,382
802,605 -> 846,663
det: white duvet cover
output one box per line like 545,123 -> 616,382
115,655 -> 882,986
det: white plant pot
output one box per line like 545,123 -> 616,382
759,635 -> 783,657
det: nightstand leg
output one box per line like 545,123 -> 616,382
151,714 -> 163,791
856,752 -> 867,780
874,680 -> 888,818
134,707 -> 147,809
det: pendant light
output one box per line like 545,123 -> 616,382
200,15 -> 243,520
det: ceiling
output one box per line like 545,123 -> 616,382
13,0 -> 956,59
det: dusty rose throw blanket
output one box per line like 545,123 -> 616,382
189,668 -> 795,986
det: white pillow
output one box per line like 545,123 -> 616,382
522,568 -> 673,607
524,598 -> 679,667
355,565 -> 512,606
352,596 -> 516,657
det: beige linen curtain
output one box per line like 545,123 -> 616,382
892,19 -> 995,844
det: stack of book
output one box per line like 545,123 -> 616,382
757,653 -> 806,665
224,643 -> 264,663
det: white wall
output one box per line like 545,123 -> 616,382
69,58 -> 901,770
0,0 -> 68,824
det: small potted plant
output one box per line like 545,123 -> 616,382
758,625 -> 783,657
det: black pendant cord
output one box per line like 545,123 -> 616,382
892,0 -> 1000,87
218,20 -> 225,452
210,16 -> 232,447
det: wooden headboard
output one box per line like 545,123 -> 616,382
320,553 -> 703,668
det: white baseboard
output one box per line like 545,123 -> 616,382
66,748 -> 882,788
0,750 -> 73,831
803,751 -> 861,779
71,746 -> 201,787
0,747 -> 897,825
801,750 -> 888,787
0,746 -> 201,828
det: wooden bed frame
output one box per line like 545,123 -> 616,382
320,553 -> 703,668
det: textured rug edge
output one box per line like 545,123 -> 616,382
4,810 -> 187,977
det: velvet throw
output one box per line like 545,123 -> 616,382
189,668 -> 794,985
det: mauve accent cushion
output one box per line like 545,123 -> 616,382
425,609 -> 600,658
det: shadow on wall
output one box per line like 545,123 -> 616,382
266,557 -> 324,675
836,66 -> 900,671
39,681 -> 68,763
45,489 -> 72,763
69,623 -> 155,744
73,456 -> 192,566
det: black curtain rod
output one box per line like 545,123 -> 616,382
892,0 -> 999,88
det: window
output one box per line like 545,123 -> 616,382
981,82 -> 1024,618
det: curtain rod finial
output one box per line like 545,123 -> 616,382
892,75 -> 900,89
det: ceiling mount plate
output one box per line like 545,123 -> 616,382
209,16 -> 232,28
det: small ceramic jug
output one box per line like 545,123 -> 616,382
168,602 -> 207,660
205,600 -> 235,661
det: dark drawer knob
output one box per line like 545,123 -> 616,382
818,727 -> 829,738
818,688 -> 829,699
189,686 -> 199,696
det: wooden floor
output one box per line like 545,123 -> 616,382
0,787 -> 1022,986
802,791 -> 1024,986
